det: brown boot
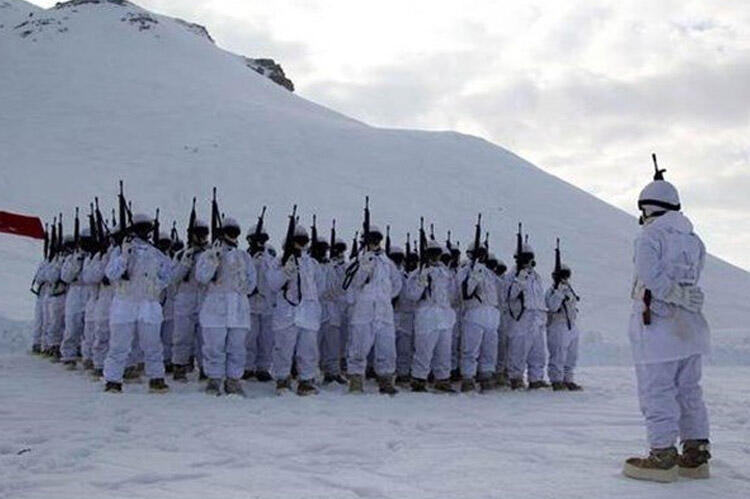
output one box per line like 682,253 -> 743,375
460,378 -> 476,393
275,377 -> 292,394
82,359 -> 94,371
63,360 -> 77,371
395,374 -> 411,387
410,378 -> 428,393
509,378 -> 525,391
297,379 -> 319,396
494,371 -> 508,388
348,374 -> 364,394
564,381 -> 583,391
678,440 -> 711,479
378,376 -> 398,395
224,378 -> 246,397
433,379 -> 456,393
623,447 -> 679,483
528,380 -> 550,390
551,382 -> 567,391
172,364 -> 188,382
148,378 -> 170,394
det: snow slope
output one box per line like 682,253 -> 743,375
1,0 -> 749,359
1,355 -> 749,498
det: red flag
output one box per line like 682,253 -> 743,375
0,211 -> 45,239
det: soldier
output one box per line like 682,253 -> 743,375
623,166 -> 711,482
244,222 -> 275,382
405,240 -> 456,393
79,232 -> 108,371
545,264 -> 582,391
319,237 -> 348,384
91,235 -> 117,379
171,219 -> 210,381
266,225 -> 323,395
103,214 -> 173,393
506,242 -> 548,390
195,218 -> 257,396
345,225 -> 402,394
60,231 -> 92,369
390,245 -> 417,387
457,243 -> 500,392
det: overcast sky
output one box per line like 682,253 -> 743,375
35,0 -> 750,270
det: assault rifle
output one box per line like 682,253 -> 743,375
514,223 -> 523,276
153,208 -> 160,246
187,197 -> 197,241
419,217 -> 427,268
470,213 -> 482,268
254,206 -> 267,241
280,205 -> 298,266
210,187 -> 222,243
385,225 -> 391,255
652,153 -> 665,180
329,219 -> 336,259
73,207 -> 80,247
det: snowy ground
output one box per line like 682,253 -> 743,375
1,353 -> 749,499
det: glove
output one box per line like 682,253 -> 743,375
517,268 -> 531,281
418,270 -> 430,288
360,254 -> 376,273
664,284 -> 704,313
283,258 -> 297,278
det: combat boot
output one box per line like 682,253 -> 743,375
31,344 -> 42,355
623,447 -> 679,483
378,376 -> 398,395
242,370 -> 255,380
564,381 -> 583,391
275,377 -> 292,394
297,379 -> 319,396
433,379 -> 456,393
395,374 -> 411,387
63,360 -> 77,371
205,378 -> 222,395
149,378 -> 170,394
460,378 -> 476,393
410,378 -> 428,392
172,364 -> 187,382
91,368 -> 103,380
528,380 -> 550,390
348,374 -> 364,394
224,378 -> 246,397
551,382 -> 567,391
678,440 -> 711,479
104,381 -> 122,393
494,371 -> 508,388
82,358 -> 94,371
478,376 -> 495,392
255,370 -> 273,382
323,373 -> 347,385
49,345 -> 61,362
509,378 -> 525,390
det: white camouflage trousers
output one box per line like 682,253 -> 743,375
412,327 -> 452,381
104,321 -> 164,382
347,321 -> 396,377
272,325 -> 318,381
202,326 -> 247,380
460,321 -> 498,379
546,322 -> 579,383
507,312 -> 546,382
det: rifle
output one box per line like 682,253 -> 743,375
153,208 -> 160,245
74,207 -> 80,248
419,217 -> 427,268
43,223 -> 49,260
652,153 -> 666,181
311,214 -> 318,248
49,217 -> 57,261
187,197 -> 197,241
329,219 -> 336,259
57,213 -> 63,251
484,231 -> 490,251
88,203 -> 96,248
280,205 -> 298,266
405,232 -> 412,260
429,223 -> 435,241
348,231 -> 358,260
254,206 -> 267,241
515,223 -> 523,276
170,221 -> 178,243
210,187 -> 222,243
385,225 -> 391,255
446,231 -> 452,251
470,213 -> 482,268
94,197 -> 108,252
362,196 -> 370,247
553,238 -> 562,289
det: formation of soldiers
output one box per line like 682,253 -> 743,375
29,185 -> 583,397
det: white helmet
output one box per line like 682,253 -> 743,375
638,180 -> 681,214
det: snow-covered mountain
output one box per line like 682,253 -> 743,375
1,0 -> 749,361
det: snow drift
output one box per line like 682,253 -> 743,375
1,0 -> 749,362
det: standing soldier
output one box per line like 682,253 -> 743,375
244,222 -> 275,382
171,219 -> 210,381
545,264 -> 582,391
390,245 -> 416,387
92,235 -> 116,379
196,218 -> 257,396
60,229 -> 94,369
345,225 -> 402,394
319,237 -> 349,384
506,240 -> 548,390
266,225 -> 323,395
623,161 -> 711,482
103,214 -> 173,393
457,243 -> 500,392
405,240 -> 456,392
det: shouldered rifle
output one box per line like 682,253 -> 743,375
515,223 -> 523,276
57,213 -> 63,251
311,214 -> 318,248
405,232 -> 412,260
446,231 -> 452,251
362,196 -> 370,247
187,197 -> 197,241
43,223 -> 49,260
153,208 -> 160,245
419,217 -> 427,268
652,153 -> 666,181
385,225 -> 391,255
170,221 -> 178,243
94,197 -> 108,253
254,206 -> 267,241
49,217 -> 57,261
281,205 -> 298,266
429,223 -> 435,241
554,238 -> 562,289
330,219 -> 336,259
349,231 -> 359,260
74,207 -> 80,248
484,231 -> 490,251
470,213 -> 482,268
210,187 -> 222,243
88,203 -> 96,247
